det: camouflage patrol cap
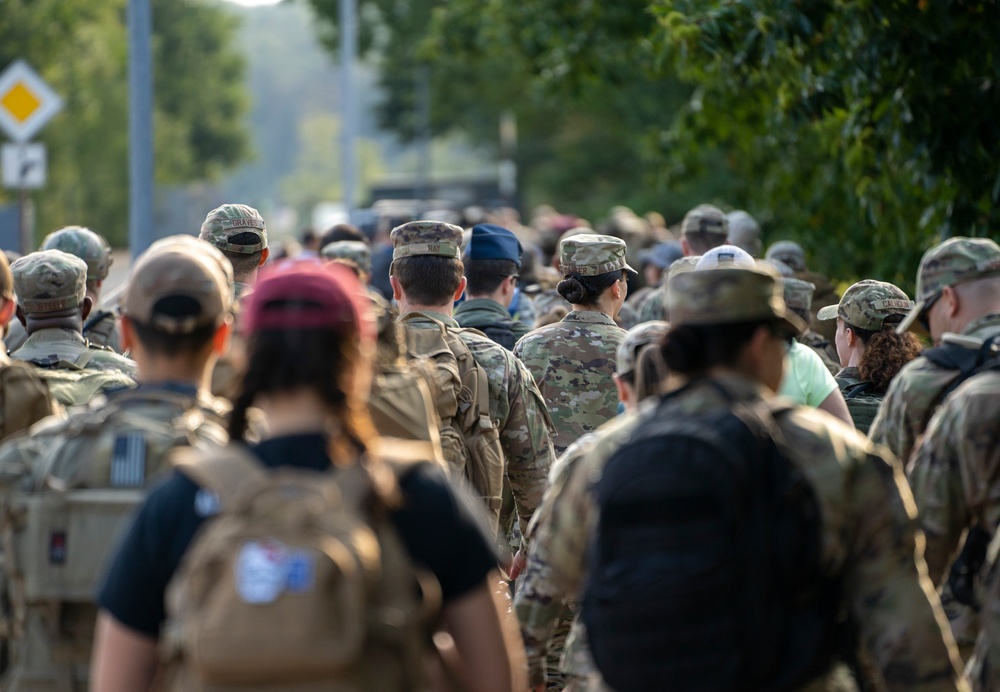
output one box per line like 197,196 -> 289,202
617,320 -> 669,376
817,280 -> 913,332
40,226 -> 113,281
897,237 -> 1000,334
681,205 -> 729,237
781,278 -> 816,313
199,204 -> 268,254
322,240 -> 372,273
668,266 -> 806,335
559,234 -> 637,277
667,255 -> 701,282
390,221 -> 463,261
11,250 -> 88,314
123,235 -> 234,334
764,240 -> 806,273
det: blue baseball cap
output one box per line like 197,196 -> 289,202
467,224 -> 522,267
639,241 -> 684,270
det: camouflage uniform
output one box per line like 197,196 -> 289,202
514,235 -> 632,456
635,255 -> 701,324
784,278 -> 840,375
9,251 -> 137,405
390,222 -> 555,541
970,523 -> 1000,691
766,240 -> 841,343
870,238 -> 1000,466
521,267 -> 967,692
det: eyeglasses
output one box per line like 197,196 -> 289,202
917,291 -> 943,332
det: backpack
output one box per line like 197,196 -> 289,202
477,321 -> 517,351
582,385 -> 840,691
23,351 -> 135,408
0,360 -> 55,444
922,334 -> 1000,412
835,378 -> 883,435
369,360 -> 443,448
0,389 -> 228,690
400,312 -> 506,530
160,442 -> 441,691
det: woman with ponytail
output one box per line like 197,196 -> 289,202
816,279 -> 922,434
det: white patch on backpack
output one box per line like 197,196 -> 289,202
194,488 -> 221,517
235,540 -> 288,604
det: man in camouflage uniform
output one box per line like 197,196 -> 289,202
765,239 -> 841,343
784,277 -> 840,375
10,250 -> 135,406
636,254 -> 701,323
514,235 -> 631,456
628,241 -> 683,316
389,221 -> 554,567
529,266 -> 967,691
517,320 -> 669,692
0,236 -> 234,690
870,237 -> 1000,466
198,203 -> 269,300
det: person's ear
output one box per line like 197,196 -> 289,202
259,248 -> 270,267
81,296 -> 94,321
0,297 -> 15,328
941,284 -> 960,318
680,237 -> 691,256
120,315 -> 136,352
389,275 -> 404,301
453,276 -> 468,302
212,317 -> 233,356
613,373 -> 631,409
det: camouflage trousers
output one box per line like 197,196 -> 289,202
544,606 -> 574,691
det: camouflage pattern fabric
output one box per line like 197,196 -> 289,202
39,226 -> 113,282
530,289 -> 571,327
869,314 -> 1000,466
908,369 -> 1000,657
390,221 -> 462,261
12,328 -> 137,379
513,310 -> 626,455
817,280 -> 913,332
519,374 -> 967,691
680,204 -> 729,237
199,203 -> 267,254
559,234 -> 636,277
403,311 -> 554,541
511,289 -> 536,330
634,255 -> 703,324
322,240 -> 372,273
83,309 -> 123,353
969,528 -> 1000,691
11,250 -> 87,314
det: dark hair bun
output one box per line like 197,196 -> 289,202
557,277 -> 589,304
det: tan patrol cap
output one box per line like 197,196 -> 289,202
199,204 -> 268,254
123,235 -> 234,334
12,250 -> 88,314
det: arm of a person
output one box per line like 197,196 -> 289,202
440,572 -> 527,692
817,388 -> 853,426
844,448 -> 967,691
90,611 -> 159,692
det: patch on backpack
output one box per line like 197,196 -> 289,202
110,433 -> 146,487
236,540 -> 290,604
285,551 -> 316,593
49,532 -> 67,564
194,488 -> 221,517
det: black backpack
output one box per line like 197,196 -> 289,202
582,384 -> 841,691
922,334 -> 1000,411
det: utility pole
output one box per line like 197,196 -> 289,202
127,0 -> 155,258
340,0 -> 358,218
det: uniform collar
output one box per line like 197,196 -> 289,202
22,328 -> 86,346
562,310 -> 617,326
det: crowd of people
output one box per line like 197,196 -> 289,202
0,199 -> 995,692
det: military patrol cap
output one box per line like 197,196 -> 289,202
390,221 -> 464,261
696,245 -> 756,270
782,278 -> 816,313
639,241 -> 683,270
764,240 -> 807,273
617,320 -> 670,376
817,280 -> 912,332
559,234 -> 637,277
667,255 -> 701,282
199,204 -> 268,254
681,204 -> 729,237
726,210 -> 762,257
668,266 -> 806,335
322,240 -> 372,274
468,224 -> 523,266
123,235 -> 234,334
40,226 -> 113,282
12,250 -> 88,314
897,237 -> 1000,334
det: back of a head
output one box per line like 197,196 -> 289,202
681,205 -> 729,255
726,210 -> 762,257
389,221 -> 465,306
765,240 -> 807,273
12,249 -> 88,321
617,321 -> 670,400
320,223 -> 367,249
40,225 -> 113,286
464,224 -> 523,297
200,203 -> 268,280
557,234 -> 636,306
322,241 -> 372,276
696,245 -> 756,271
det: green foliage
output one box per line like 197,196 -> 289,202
0,0 -> 250,247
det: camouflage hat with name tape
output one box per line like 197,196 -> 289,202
40,225 -> 113,282
817,280 -> 913,332
390,221 -> 464,262
897,236 -> 1000,334
199,203 -> 268,255
12,250 -> 87,314
559,234 -> 637,277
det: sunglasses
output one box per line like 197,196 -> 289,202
917,291 -> 943,332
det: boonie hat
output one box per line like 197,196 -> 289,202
123,236 -> 234,334
40,226 -> 113,282
696,245 -> 756,270
681,205 -> 729,237
668,266 -> 806,335
616,321 -> 669,376
559,234 -> 637,277
322,240 -> 372,274
818,280 -> 913,332
897,237 -> 1000,334
390,221 -> 464,262
12,250 -> 88,314
200,203 -> 268,254
467,224 -> 523,266
244,262 -> 374,344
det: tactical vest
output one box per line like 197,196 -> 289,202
23,351 -> 135,408
0,361 -> 55,444
835,377 -> 883,436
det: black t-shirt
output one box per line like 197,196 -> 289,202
97,433 -> 499,638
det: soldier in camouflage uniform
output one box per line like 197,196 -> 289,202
783,278 -> 841,375
198,203 -> 269,300
766,239 -> 841,344
870,237 -> 1000,466
815,280 -> 919,434
10,250 -> 136,406
514,235 -> 631,456
531,266 -> 967,691
322,239 -> 372,282
727,209 -> 763,257
389,221 -> 555,569
636,254 -> 701,323
969,498 -> 1000,691
517,320 -> 669,692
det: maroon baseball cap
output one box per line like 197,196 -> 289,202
243,260 -> 373,342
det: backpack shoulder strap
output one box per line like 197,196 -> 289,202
172,445 -> 269,510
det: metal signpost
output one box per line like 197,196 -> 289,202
0,59 -> 63,254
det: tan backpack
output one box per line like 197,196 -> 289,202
160,441 -> 441,691
400,313 -> 506,530
0,389 -> 229,691
22,350 -> 136,408
0,360 -> 55,444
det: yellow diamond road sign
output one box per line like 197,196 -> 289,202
0,60 -> 63,143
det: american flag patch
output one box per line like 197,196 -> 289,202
110,434 -> 146,488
